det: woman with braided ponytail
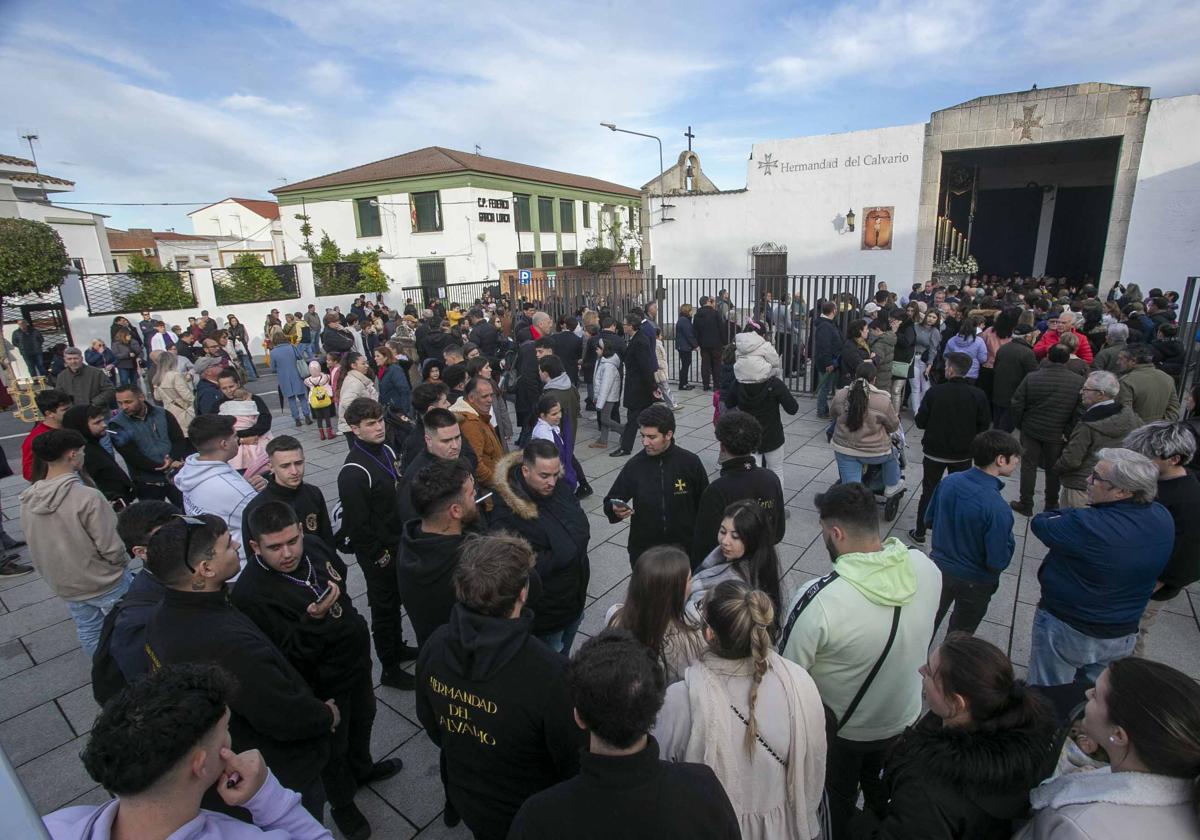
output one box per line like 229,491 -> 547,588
849,632 -> 1053,839
654,580 -> 827,839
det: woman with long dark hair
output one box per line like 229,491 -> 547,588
374,345 -> 413,416
60,405 -> 134,507
606,546 -> 706,683
225,314 -> 258,380
1016,657 -> 1200,839
687,501 -> 783,635
830,361 -> 903,507
655,580 -> 827,840
850,632 -> 1053,839
839,318 -> 873,386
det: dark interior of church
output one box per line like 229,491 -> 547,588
939,137 -> 1121,282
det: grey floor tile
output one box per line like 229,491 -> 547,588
0,702 -> 74,766
330,787 -> 417,839
369,697 -> 420,760
0,638 -> 33,680
0,578 -> 56,613
0,649 -> 91,722
368,730 -> 447,830
16,735 -> 94,813
0,597 -> 71,645
57,685 -> 100,736
1141,610 -> 1200,679
585,543 -> 631,600
23,619 -> 81,664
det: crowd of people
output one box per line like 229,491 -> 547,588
5,276 -> 1200,840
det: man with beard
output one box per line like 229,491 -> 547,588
777,482 -> 941,839
604,404 -> 708,568
397,408 -> 475,523
242,436 -> 336,553
235,501 -> 401,839
396,459 -> 480,646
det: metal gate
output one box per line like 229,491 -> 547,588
1,285 -> 72,364
1176,275 -> 1200,399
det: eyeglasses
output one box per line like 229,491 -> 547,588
175,515 -> 209,573
1086,470 -> 1114,487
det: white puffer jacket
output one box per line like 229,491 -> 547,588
592,353 -> 623,407
733,331 -> 783,384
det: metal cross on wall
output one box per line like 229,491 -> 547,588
685,126 -> 695,151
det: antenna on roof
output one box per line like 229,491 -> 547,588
20,131 -> 48,201
474,144 -> 481,155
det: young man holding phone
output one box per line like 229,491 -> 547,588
234,500 -> 402,840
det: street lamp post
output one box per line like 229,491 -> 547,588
600,122 -> 665,227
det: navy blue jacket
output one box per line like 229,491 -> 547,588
812,316 -> 842,372
1032,500 -> 1173,637
925,468 -> 1015,583
675,315 -> 698,354
378,363 -> 413,414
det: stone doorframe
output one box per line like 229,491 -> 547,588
913,82 -> 1151,294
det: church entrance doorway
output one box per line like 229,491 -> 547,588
937,137 -> 1121,284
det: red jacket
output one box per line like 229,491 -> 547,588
21,422 -> 51,481
1033,327 -> 1094,363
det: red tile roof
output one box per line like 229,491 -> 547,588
189,197 -> 280,220
272,146 -> 640,198
5,171 -> 74,187
0,154 -> 35,167
107,228 -> 216,250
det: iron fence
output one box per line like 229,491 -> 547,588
212,264 -> 299,305
80,270 -> 197,317
1177,276 -> 1199,399
313,261 -> 390,297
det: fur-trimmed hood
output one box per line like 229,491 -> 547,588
895,713 -> 1052,793
491,450 -> 537,520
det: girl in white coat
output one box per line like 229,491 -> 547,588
336,351 -> 379,442
589,339 -> 625,448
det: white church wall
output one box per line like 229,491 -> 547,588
650,123 -> 926,289
1121,94 -> 1200,296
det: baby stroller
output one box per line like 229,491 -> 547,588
825,423 -> 909,522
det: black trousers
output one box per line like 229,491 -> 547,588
826,732 -> 899,839
619,407 -> 643,452
699,346 -> 723,388
992,403 -> 1014,432
356,549 -> 405,668
1019,432 -> 1063,507
934,571 -> 1000,635
912,458 -> 971,537
677,351 -> 692,388
322,671 -> 378,808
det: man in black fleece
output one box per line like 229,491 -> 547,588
489,441 -> 591,654
604,405 -> 709,568
236,502 -> 400,840
397,408 -> 476,524
241,436 -> 337,555
509,629 -> 739,840
692,410 -> 785,567
909,352 -> 992,544
416,532 -> 582,840
143,514 -> 334,819
397,459 -> 481,646
337,397 -> 417,690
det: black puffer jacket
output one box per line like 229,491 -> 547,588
1009,363 -> 1083,442
849,711 -> 1053,840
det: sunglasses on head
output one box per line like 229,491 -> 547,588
175,515 -> 210,572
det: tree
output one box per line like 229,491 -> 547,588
580,246 -> 616,275
294,212 -> 317,260
0,218 -> 69,302
119,253 -> 196,312
214,253 -> 285,304
343,248 -> 390,294
311,234 -> 391,296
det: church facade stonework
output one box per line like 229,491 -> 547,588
914,83 -> 1151,292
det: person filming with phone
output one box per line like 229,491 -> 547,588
233,501 -> 402,839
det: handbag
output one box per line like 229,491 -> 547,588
891,360 -> 912,379
292,346 -> 309,381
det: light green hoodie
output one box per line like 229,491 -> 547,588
780,538 -> 941,742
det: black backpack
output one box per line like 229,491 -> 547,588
90,589 -> 162,705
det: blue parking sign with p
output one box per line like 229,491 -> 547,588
518,269 -> 531,284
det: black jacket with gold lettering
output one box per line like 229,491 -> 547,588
603,442 -> 709,567
415,603 -> 583,840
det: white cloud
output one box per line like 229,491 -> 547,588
306,60 -> 362,98
13,21 -> 170,82
218,93 -> 310,119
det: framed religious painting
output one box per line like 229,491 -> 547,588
861,206 -> 894,250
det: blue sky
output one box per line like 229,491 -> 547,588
2,0 -> 1198,232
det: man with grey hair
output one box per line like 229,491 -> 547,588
55,346 -> 115,408
1121,421 -> 1200,655
1028,447 -> 1174,686
1054,371 -> 1141,508
1093,322 -> 1129,372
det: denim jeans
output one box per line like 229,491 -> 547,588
21,353 -> 47,378
237,351 -> 259,381
816,368 -> 837,416
535,612 -> 583,655
1028,607 -> 1136,687
835,451 -> 901,491
67,569 -> 133,656
117,367 -> 136,386
909,357 -> 931,415
285,394 -> 312,422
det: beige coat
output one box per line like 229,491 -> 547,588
154,367 -> 195,430
336,369 -> 379,433
1015,767 -> 1200,840
654,651 -> 827,840
19,473 -> 127,601
830,381 -> 900,456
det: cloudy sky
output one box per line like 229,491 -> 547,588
2,0 -> 1198,232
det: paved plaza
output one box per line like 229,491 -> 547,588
1,377 -> 1197,837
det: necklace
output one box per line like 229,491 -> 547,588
256,554 -> 342,618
